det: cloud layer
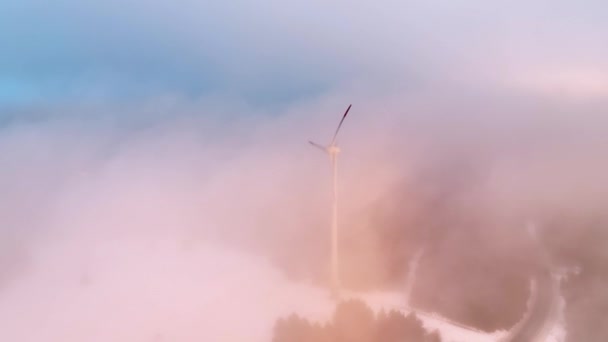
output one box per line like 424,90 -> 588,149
1,0 -> 608,341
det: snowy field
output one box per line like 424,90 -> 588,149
0,235 -> 564,342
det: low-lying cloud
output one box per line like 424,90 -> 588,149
1,0 -> 608,341
0,88 -> 607,340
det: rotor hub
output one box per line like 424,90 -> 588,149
328,145 -> 341,154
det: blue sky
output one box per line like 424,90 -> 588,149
1,0 -> 607,108
0,0 -> 364,106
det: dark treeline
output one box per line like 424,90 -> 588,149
544,215 -> 608,342
336,158 -> 534,332
275,154 -> 608,341
272,299 -> 441,342
358,159 -> 608,341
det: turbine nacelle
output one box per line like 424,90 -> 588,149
327,145 -> 341,155
308,141 -> 341,155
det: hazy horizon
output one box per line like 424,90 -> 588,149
1,1 -> 608,341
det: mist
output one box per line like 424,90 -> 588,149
2,0 -> 608,341
1,88 -> 607,340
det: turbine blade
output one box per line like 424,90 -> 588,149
331,104 -> 351,145
309,140 -> 327,152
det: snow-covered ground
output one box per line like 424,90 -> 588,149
0,236 -> 325,342
0,235 -> 565,342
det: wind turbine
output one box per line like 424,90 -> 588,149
309,104 -> 352,298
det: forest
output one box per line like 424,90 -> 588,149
272,298 -> 441,342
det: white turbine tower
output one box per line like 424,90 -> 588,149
309,104 -> 352,298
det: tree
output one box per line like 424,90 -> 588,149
273,313 -> 314,342
375,310 -> 426,342
424,330 -> 442,342
272,299 -> 435,342
332,299 -> 375,342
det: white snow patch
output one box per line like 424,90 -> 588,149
0,235 -> 563,342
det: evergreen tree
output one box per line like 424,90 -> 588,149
273,313 -> 314,342
271,299 -> 433,342
424,330 -> 442,342
332,299 -> 375,342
